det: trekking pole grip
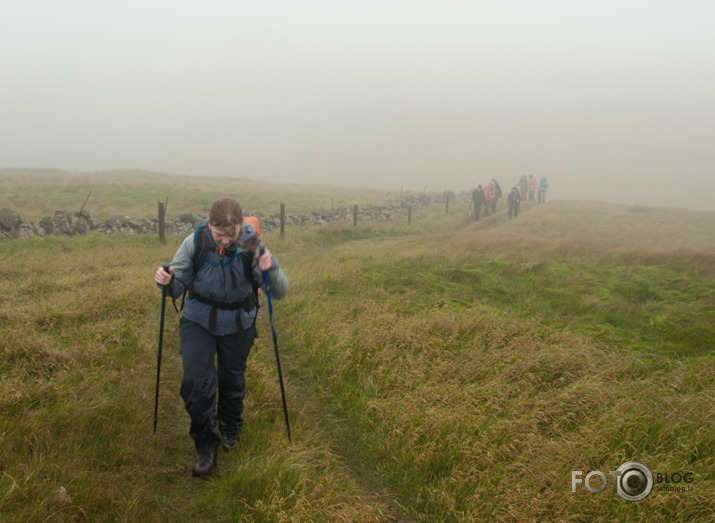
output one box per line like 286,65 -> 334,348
161,263 -> 172,287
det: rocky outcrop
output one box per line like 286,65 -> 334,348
0,190 -> 462,240
0,208 -> 22,231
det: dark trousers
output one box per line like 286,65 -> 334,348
508,204 -> 519,219
179,318 -> 255,453
472,199 -> 481,221
538,190 -> 546,203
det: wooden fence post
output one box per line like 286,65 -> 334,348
280,203 -> 285,238
408,205 -> 412,225
353,205 -> 358,227
445,195 -> 449,214
79,191 -> 92,214
158,202 -> 166,244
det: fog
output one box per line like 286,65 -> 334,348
2,1 -> 715,209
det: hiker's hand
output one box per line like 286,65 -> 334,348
258,249 -> 272,271
155,265 -> 173,286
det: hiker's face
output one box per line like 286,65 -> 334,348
209,223 -> 239,248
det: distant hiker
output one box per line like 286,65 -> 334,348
538,177 -> 550,203
483,182 -> 495,217
491,179 -> 502,214
519,176 -> 528,201
471,185 -> 485,221
507,186 -> 521,219
153,197 -> 289,477
528,175 -> 537,201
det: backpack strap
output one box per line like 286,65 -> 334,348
192,220 -> 209,273
168,221 -> 208,313
240,249 -> 261,338
188,287 -> 257,331
241,250 -> 259,301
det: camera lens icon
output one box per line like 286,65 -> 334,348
615,461 -> 653,502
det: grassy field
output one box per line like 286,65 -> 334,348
0,172 -> 713,521
0,168 -> 405,222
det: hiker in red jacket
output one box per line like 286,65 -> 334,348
528,175 -> 537,201
483,182 -> 495,217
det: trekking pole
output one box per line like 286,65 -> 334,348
263,270 -> 291,442
153,264 -> 171,433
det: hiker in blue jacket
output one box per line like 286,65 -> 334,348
153,197 -> 289,477
491,178 -> 502,214
538,177 -> 550,203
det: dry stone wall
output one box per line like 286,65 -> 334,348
0,191 -> 461,240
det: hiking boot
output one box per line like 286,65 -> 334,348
222,434 -> 240,452
192,450 -> 217,477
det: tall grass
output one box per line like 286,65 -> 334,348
276,204 -> 713,520
0,182 -> 713,521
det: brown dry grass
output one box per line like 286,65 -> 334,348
1,195 -> 713,521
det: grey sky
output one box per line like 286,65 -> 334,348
2,1 -> 714,209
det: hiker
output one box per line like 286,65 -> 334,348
528,175 -> 537,201
507,186 -> 521,219
471,185 -> 485,221
491,179 -> 502,214
518,176 -> 528,201
538,176 -> 550,203
483,182 -> 495,217
153,197 -> 289,477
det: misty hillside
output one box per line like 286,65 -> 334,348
0,187 -> 713,521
